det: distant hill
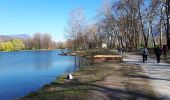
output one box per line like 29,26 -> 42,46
0,34 -> 31,41
8,34 -> 31,40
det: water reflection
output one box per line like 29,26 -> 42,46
0,50 -> 88,100
33,51 -> 53,69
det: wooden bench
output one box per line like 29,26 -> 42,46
93,55 -> 122,62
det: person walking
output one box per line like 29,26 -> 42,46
154,46 -> 162,63
142,47 -> 149,63
162,44 -> 168,57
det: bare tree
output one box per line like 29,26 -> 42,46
24,38 -> 34,50
65,39 -> 73,49
65,8 -> 86,50
42,33 -> 52,49
64,0 -> 169,51
33,33 -> 42,50
164,0 -> 170,49
0,37 -> 3,43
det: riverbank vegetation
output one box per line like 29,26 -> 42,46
0,33 -> 58,51
24,33 -> 57,50
0,39 -> 25,51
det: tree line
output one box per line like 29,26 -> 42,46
0,33 -> 57,51
24,33 -> 57,50
65,0 -> 170,51
0,39 -> 25,51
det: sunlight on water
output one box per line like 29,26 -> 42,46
0,50 -> 85,100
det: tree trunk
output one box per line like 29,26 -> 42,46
166,0 -> 170,49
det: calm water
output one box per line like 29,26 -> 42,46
0,50 -> 87,100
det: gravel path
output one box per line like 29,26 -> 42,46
123,54 -> 170,100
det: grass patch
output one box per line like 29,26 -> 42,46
21,62 -> 160,100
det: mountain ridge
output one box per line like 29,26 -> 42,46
0,34 -> 31,41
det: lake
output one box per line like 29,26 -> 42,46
0,50 -> 87,100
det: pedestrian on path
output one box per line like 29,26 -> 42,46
154,46 -> 162,63
162,44 -> 168,57
142,47 -> 149,63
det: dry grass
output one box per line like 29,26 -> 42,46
21,62 -> 160,100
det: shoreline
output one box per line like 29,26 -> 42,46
20,53 -> 159,100
0,49 -> 63,53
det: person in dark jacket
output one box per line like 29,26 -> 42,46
142,47 -> 149,63
154,46 -> 162,63
162,44 -> 168,57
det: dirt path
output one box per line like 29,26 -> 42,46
88,63 -> 158,100
22,62 -> 159,100
124,54 -> 170,100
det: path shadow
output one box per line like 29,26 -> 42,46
150,64 -> 170,67
40,79 -> 161,100
128,74 -> 170,82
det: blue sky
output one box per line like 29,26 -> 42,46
0,0 -> 102,42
